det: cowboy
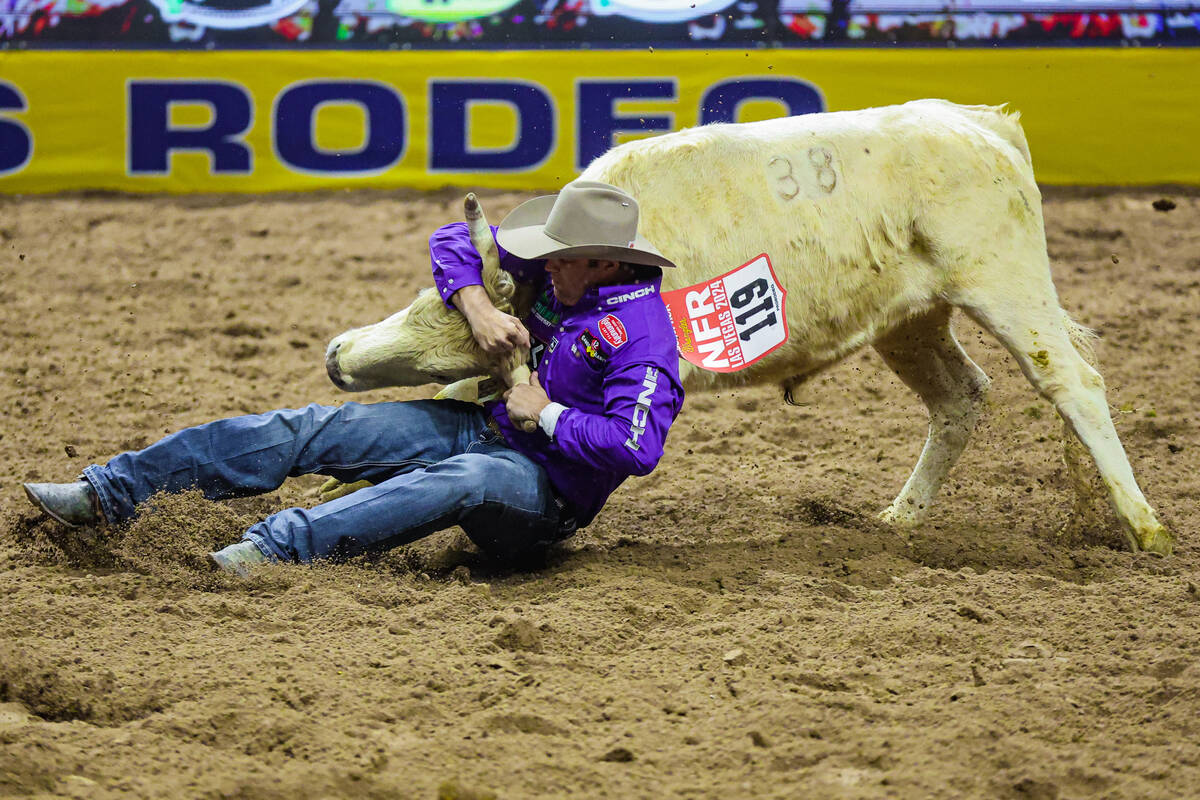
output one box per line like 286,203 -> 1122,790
23,181 -> 685,574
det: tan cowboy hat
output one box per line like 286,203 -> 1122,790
496,180 -> 676,268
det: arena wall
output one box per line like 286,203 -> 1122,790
0,47 -> 1196,192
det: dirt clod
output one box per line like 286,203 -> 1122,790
493,618 -> 542,652
723,648 -> 747,666
601,747 -> 635,763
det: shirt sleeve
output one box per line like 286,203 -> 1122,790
430,222 -> 547,310
550,359 -> 683,477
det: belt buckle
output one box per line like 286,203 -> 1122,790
485,415 -> 503,437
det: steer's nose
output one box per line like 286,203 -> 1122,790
325,341 -> 348,390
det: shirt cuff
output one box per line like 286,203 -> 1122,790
539,402 -> 569,439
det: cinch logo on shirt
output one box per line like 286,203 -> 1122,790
624,366 -> 659,452
606,286 -> 655,305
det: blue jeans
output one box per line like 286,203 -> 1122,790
82,400 -> 570,564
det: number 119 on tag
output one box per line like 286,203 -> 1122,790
721,255 -> 788,364
661,253 -> 790,374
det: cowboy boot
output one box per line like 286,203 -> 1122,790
208,541 -> 269,577
23,481 -> 105,528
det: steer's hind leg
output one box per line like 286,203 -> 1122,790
874,307 -> 990,528
959,298 -> 1172,555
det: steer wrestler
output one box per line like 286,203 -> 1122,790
23,181 -> 685,574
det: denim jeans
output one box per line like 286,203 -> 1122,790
82,400 -> 569,564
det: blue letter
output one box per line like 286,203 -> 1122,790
0,82 -> 33,176
128,81 -> 252,175
577,81 -> 674,169
429,81 -> 553,171
699,79 -> 824,125
274,81 -> 404,175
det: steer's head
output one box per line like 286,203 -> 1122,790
325,288 -> 489,391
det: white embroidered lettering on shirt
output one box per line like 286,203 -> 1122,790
624,366 -> 659,451
606,286 -> 655,305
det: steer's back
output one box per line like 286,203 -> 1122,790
580,99 -> 1042,388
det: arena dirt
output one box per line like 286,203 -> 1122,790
0,187 -> 1197,799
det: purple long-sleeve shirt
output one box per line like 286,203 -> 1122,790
430,223 -> 684,527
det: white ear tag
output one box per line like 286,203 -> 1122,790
661,253 -> 789,373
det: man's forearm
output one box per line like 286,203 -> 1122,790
449,284 -> 494,323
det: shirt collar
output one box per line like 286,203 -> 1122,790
574,275 -> 663,310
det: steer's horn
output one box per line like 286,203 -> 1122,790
465,193 -> 515,305
464,192 -> 536,432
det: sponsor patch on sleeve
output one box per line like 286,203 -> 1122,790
597,314 -> 628,349
575,330 -> 608,369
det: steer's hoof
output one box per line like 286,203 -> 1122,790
315,478 -> 374,503
1136,523 -> 1174,557
878,505 -> 920,529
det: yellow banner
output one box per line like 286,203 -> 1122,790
0,48 -> 1196,193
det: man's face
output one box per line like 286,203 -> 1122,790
546,257 -> 620,306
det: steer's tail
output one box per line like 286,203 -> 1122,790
1063,312 -> 1098,366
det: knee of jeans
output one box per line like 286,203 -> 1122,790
476,482 -> 543,512
302,401 -> 342,425
462,502 -> 559,567
266,402 -> 332,443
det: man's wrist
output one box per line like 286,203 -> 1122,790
539,402 -> 569,439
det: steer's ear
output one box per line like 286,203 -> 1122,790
464,193 -> 515,306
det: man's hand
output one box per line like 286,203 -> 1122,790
504,371 -> 551,430
451,285 -> 530,356
471,306 -> 530,356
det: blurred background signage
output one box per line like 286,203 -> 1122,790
590,0 -> 743,22
0,0 -> 1197,191
1,0 -> 1197,43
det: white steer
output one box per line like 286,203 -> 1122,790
325,99 -> 1171,555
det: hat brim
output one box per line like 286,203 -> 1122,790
496,195 -> 677,269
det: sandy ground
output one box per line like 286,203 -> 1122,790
0,186 -> 1198,799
